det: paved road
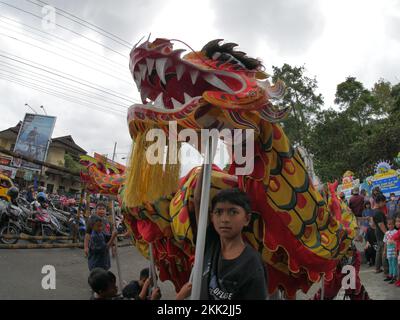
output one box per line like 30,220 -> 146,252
0,241 -> 177,300
0,244 -> 398,300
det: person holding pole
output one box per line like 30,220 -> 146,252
84,202 -> 113,259
177,167 -> 267,300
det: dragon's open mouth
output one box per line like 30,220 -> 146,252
127,38 -> 289,138
131,51 -> 246,112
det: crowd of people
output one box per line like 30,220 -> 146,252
347,187 -> 400,287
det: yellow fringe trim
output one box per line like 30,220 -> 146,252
123,126 -> 181,208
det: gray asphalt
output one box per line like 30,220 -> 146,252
0,241 -> 177,300
0,243 -> 398,300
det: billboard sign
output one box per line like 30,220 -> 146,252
365,161 -> 400,197
13,113 -> 56,171
0,165 -> 17,179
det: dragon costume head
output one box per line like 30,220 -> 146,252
125,38 -> 290,207
128,38 -> 288,136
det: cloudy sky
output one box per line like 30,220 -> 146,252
1,0 -> 399,174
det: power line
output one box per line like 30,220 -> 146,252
0,51 -> 139,103
0,14 -> 128,71
0,30 -> 130,83
0,65 -> 129,109
26,0 -> 133,48
0,72 -> 126,114
0,1 -> 129,57
0,73 -> 125,116
0,60 -> 130,109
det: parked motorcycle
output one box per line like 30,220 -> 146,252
0,188 -> 22,244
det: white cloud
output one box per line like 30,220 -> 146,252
1,0 -> 399,170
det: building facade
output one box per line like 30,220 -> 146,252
0,122 -> 87,194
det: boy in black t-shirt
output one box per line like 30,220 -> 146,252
372,194 -> 389,275
177,168 -> 267,300
122,268 -> 161,300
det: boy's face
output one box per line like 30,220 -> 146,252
93,221 -> 103,232
387,220 -> 394,230
211,201 -> 250,240
96,206 -> 107,217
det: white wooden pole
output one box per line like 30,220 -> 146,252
190,136 -> 216,300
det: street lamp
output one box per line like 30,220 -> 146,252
40,105 -> 48,115
25,103 -> 38,114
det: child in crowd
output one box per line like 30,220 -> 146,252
387,193 -> 399,219
361,201 -> 374,233
391,215 -> 400,287
383,218 -> 398,284
88,268 -> 119,300
122,268 -> 161,300
88,268 -> 161,300
364,219 -> 377,267
177,169 -> 267,300
88,216 -> 117,271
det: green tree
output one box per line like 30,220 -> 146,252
272,64 -> 324,147
64,153 -> 82,174
334,77 -> 375,127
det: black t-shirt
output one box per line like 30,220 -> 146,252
200,226 -> 267,300
364,227 -> 377,246
122,280 -> 141,300
372,209 -> 387,242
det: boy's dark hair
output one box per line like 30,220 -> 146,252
211,188 -> 252,214
96,202 -> 107,209
364,201 -> 371,208
140,268 -> 149,280
88,268 -> 115,294
375,194 -> 386,204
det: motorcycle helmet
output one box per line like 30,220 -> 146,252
37,191 -> 47,203
7,186 -> 19,200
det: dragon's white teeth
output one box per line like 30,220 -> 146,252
154,92 -> 164,108
190,70 -> 199,85
171,97 -> 182,109
156,58 -> 169,85
134,71 -> 141,89
140,87 -> 150,103
183,92 -> 192,103
176,64 -> 185,81
138,64 -> 147,81
203,74 -> 235,94
146,58 -> 155,74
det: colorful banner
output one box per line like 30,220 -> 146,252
0,155 -> 12,166
337,171 -> 360,200
365,161 -> 400,197
13,113 -> 56,171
